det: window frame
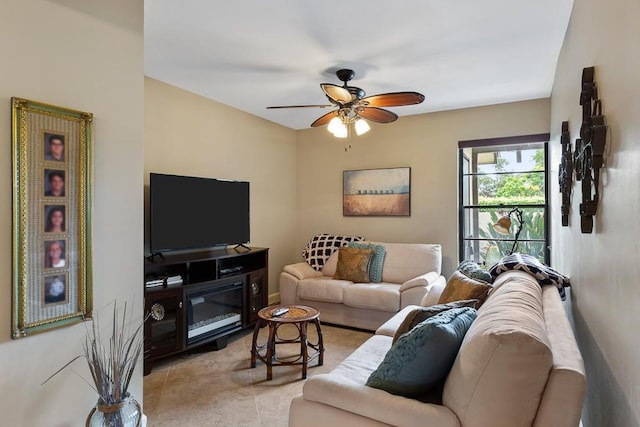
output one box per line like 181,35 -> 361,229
458,133 -> 550,265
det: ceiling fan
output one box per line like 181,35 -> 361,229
267,69 -> 425,137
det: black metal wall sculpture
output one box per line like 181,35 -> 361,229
574,66 -> 607,233
558,121 -> 572,226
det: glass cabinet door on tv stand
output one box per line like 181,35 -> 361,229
247,269 -> 267,325
144,287 -> 184,375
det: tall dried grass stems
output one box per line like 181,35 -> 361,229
43,301 -> 147,405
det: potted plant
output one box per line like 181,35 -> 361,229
44,301 -> 146,427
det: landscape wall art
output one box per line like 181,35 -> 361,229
343,167 -> 411,216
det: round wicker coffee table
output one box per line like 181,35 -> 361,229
250,304 -> 324,380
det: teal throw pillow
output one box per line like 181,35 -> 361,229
348,242 -> 386,283
392,299 -> 480,344
366,307 -> 477,397
457,260 -> 493,283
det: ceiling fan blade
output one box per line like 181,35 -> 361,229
267,104 -> 333,109
361,92 -> 425,107
358,107 -> 398,124
320,84 -> 352,103
310,110 -> 339,127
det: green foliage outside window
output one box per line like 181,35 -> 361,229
478,149 -> 545,200
477,196 -> 545,208
478,210 -> 546,263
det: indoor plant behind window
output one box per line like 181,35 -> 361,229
44,301 -> 146,427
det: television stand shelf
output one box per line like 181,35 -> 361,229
143,246 -> 268,375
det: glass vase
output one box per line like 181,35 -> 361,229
86,394 -> 142,427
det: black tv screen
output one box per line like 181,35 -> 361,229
149,173 -> 250,253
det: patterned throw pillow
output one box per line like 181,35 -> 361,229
302,234 -> 364,271
489,253 -> 569,300
366,307 -> 477,397
347,242 -> 386,282
392,299 -> 480,344
437,270 -> 492,307
334,247 -> 374,282
457,260 -> 493,283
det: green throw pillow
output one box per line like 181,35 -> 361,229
366,307 -> 477,397
348,242 -> 386,283
457,260 -> 493,283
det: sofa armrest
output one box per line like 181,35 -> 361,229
399,272 -> 447,308
302,374 -> 460,427
533,286 -> 586,427
420,278 -> 447,306
399,271 -> 440,292
375,305 -> 420,337
283,262 -> 324,280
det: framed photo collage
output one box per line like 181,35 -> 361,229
11,98 -> 93,338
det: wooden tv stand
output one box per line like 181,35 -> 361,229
143,246 -> 268,375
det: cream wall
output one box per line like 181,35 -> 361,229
296,99 -> 550,276
549,0 -> 640,425
144,78 -> 298,299
0,0 -> 144,426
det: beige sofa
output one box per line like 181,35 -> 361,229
289,270 -> 586,427
280,242 -> 446,331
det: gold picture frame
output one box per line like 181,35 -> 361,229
11,97 -> 93,338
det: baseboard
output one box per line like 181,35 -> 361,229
268,292 -> 280,305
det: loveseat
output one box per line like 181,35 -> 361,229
289,270 -> 586,427
280,242 -> 446,331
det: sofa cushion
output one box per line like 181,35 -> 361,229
321,250 -> 339,277
366,307 -> 477,397
334,247 -> 374,282
348,242 -> 386,282
372,242 -> 442,283
301,334 -> 462,427
443,272 -> 553,427
330,334 -> 391,383
302,233 -> 364,271
297,278 -> 350,303
343,283 -> 401,312
392,299 -> 480,344
437,270 -> 491,307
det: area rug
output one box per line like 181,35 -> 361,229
144,323 -> 372,426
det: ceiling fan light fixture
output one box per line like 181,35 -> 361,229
354,118 -> 370,136
327,116 -> 343,134
331,121 -> 348,138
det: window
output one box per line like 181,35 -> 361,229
458,134 -> 550,267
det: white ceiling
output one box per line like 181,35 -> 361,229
144,1 -> 573,130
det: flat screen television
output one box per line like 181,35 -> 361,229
149,173 -> 250,253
